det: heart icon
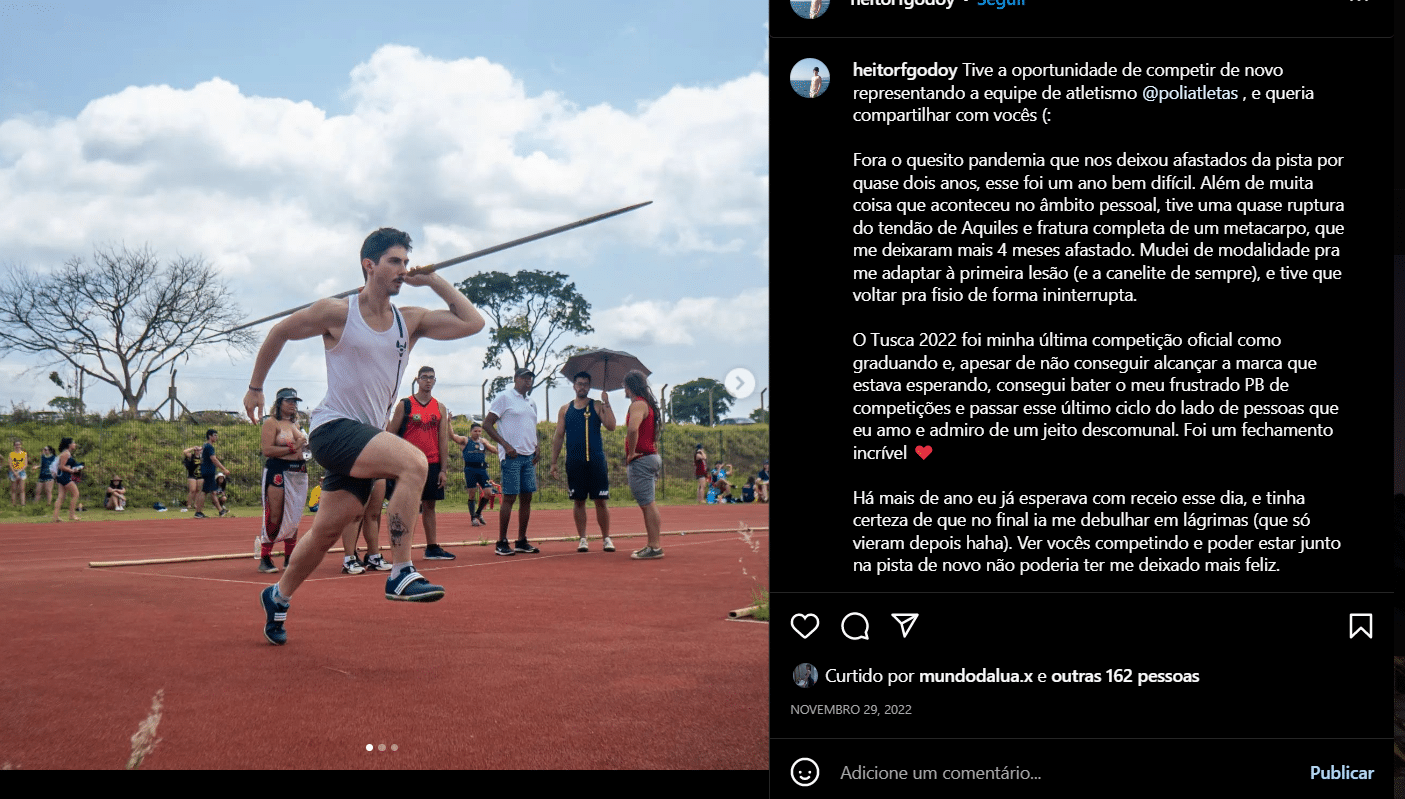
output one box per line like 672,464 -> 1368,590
790,613 -> 820,639
915,445 -> 932,460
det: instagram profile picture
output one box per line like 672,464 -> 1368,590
792,59 -> 829,99
794,663 -> 818,687
792,0 -> 830,20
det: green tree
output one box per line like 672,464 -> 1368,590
670,378 -> 734,426
749,407 -> 770,424
455,270 -> 592,400
0,245 -> 256,417
47,370 -> 85,418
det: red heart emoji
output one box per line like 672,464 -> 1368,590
915,445 -> 932,460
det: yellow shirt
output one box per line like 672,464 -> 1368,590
9,451 -> 26,474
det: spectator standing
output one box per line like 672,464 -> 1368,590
257,388 -> 310,573
35,445 -> 55,505
194,429 -> 230,518
482,367 -> 542,556
450,422 -> 496,526
51,437 -> 81,522
386,366 -> 455,560
549,371 -> 617,553
694,444 -> 709,503
9,438 -> 29,507
623,370 -> 664,560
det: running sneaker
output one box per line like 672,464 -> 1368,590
577,537 -> 589,552
193,512 -> 207,518
630,546 -> 664,560
473,514 -> 486,526
361,553 -> 392,572
385,569 -> 445,602
495,540 -> 515,557
602,537 -> 615,552
342,557 -> 365,575
219,508 -> 229,517
260,585 -> 289,645
514,539 -> 539,554
470,516 -> 481,527
258,556 -> 279,574
424,544 -> 456,561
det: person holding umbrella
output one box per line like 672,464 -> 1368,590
549,371 -> 617,553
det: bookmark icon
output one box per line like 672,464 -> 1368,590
891,613 -> 919,639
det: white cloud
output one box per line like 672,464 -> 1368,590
0,44 -> 768,413
594,288 -> 769,347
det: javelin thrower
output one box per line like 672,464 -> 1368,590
243,203 -> 649,645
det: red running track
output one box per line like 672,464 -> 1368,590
0,504 -> 768,770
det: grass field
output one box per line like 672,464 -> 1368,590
2,417 -> 768,521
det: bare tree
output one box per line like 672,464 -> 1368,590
0,244 -> 257,417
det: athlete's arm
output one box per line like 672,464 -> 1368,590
624,399 -> 645,464
436,403 -> 451,487
386,399 -> 407,435
400,273 -> 485,342
549,404 -> 568,478
598,393 -> 617,432
243,297 -> 347,423
483,412 -> 518,459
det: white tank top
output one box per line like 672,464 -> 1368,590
309,292 -> 409,432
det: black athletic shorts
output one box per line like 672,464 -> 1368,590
386,461 -> 444,503
309,418 -> 382,505
565,457 -> 609,501
464,466 -> 492,489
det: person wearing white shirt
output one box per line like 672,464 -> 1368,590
483,367 -> 543,556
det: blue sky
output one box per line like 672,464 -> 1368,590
0,1 -> 769,422
790,58 -> 829,80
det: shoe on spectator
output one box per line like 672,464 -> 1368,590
385,569 -> 444,602
495,540 -> 515,556
424,544 -> 456,560
260,585 -> 288,645
514,539 -> 539,554
630,546 -> 664,560
342,557 -> 365,575
258,556 -> 279,574
361,553 -> 392,571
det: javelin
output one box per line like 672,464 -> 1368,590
225,200 -> 652,333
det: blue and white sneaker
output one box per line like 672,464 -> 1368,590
260,585 -> 289,645
385,569 -> 445,602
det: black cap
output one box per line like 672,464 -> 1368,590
275,388 -> 301,402
696,443 -> 704,450
514,367 -> 534,378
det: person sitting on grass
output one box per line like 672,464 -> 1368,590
104,476 -> 127,511
741,475 -> 756,503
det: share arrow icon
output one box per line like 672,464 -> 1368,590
891,613 -> 919,639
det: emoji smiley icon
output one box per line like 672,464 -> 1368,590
790,757 -> 820,787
